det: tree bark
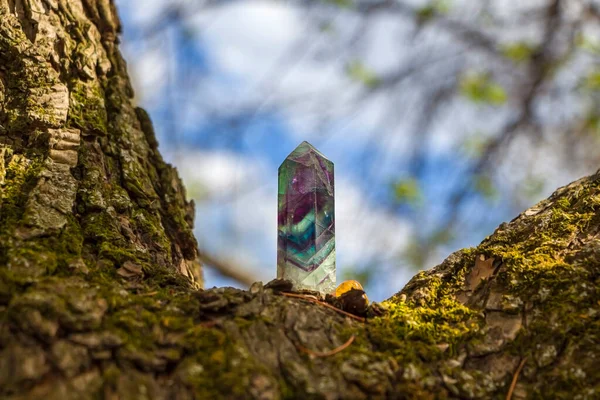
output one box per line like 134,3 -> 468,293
1,1 -> 600,399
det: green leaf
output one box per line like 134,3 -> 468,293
402,238 -> 429,270
392,178 -> 422,207
341,267 -> 373,288
429,228 -> 454,246
319,21 -> 335,33
459,73 -> 507,105
346,60 -> 380,88
324,0 -> 353,9
582,71 -> 600,91
520,176 -> 545,200
501,42 -> 536,63
486,83 -> 508,104
416,5 -> 436,23
576,34 -> 600,55
473,175 -> 498,201
584,112 -> 600,137
461,134 -> 489,157
186,181 -> 209,202
416,0 -> 450,23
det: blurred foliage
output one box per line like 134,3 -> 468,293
346,60 -> 381,88
416,0 -> 451,24
325,0 -> 353,8
392,178 -> 423,207
584,112 -> 600,137
518,176 -> 546,201
341,267 -> 374,289
582,70 -> 600,91
461,134 -> 490,158
319,21 -> 335,33
429,228 -> 455,246
185,181 -> 210,202
459,73 -> 507,105
473,174 -> 499,202
402,228 -> 454,270
577,34 -> 600,55
501,42 -> 536,64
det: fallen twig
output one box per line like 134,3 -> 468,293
297,335 -> 355,357
506,357 -> 527,400
280,292 -> 366,322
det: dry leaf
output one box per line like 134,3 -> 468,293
465,255 -> 495,290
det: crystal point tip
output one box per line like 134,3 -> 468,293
283,141 -> 330,164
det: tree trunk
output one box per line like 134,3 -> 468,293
1,1 -> 599,399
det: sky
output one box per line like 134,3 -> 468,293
114,0 -> 591,301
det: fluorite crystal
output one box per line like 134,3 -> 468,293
278,141 -> 336,293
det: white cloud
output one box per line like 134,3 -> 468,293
336,180 -> 412,266
121,0 -> 474,154
174,150 -> 264,198
192,2 -> 303,79
116,0 -> 171,26
192,1 -> 399,139
127,46 -> 170,105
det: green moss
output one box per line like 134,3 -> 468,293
0,266 -> 38,305
110,185 -> 132,213
380,298 -> 478,345
98,242 -> 148,265
88,278 -> 269,397
120,155 -> 159,203
142,263 -> 193,291
67,80 -> 108,134
159,312 -> 195,332
109,307 -> 160,348
131,208 -> 171,255
362,293 -> 481,375
59,214 -> 85,256
179,326 -> 271,398
0,153 -> 42,218
479,178 -> 600,295
0,153 -> 43,262
81,211 -> 121,242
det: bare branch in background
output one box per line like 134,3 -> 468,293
197,250 -> 257,287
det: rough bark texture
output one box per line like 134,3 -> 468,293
1,1 -> 600,399
0,0 -> 200,284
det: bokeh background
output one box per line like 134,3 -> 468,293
115,0 -> 600,301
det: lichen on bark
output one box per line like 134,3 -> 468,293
1,0 -> 600,399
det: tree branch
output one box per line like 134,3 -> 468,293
197,249 -> 258,287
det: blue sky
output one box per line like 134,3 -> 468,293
115,0 -> 589,300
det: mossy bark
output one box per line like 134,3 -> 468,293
1,1 -> 600,399
0,0 -> 199,283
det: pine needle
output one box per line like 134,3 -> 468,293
506,357 -> 527,400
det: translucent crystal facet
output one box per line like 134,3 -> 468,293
277,141 -> 335,293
